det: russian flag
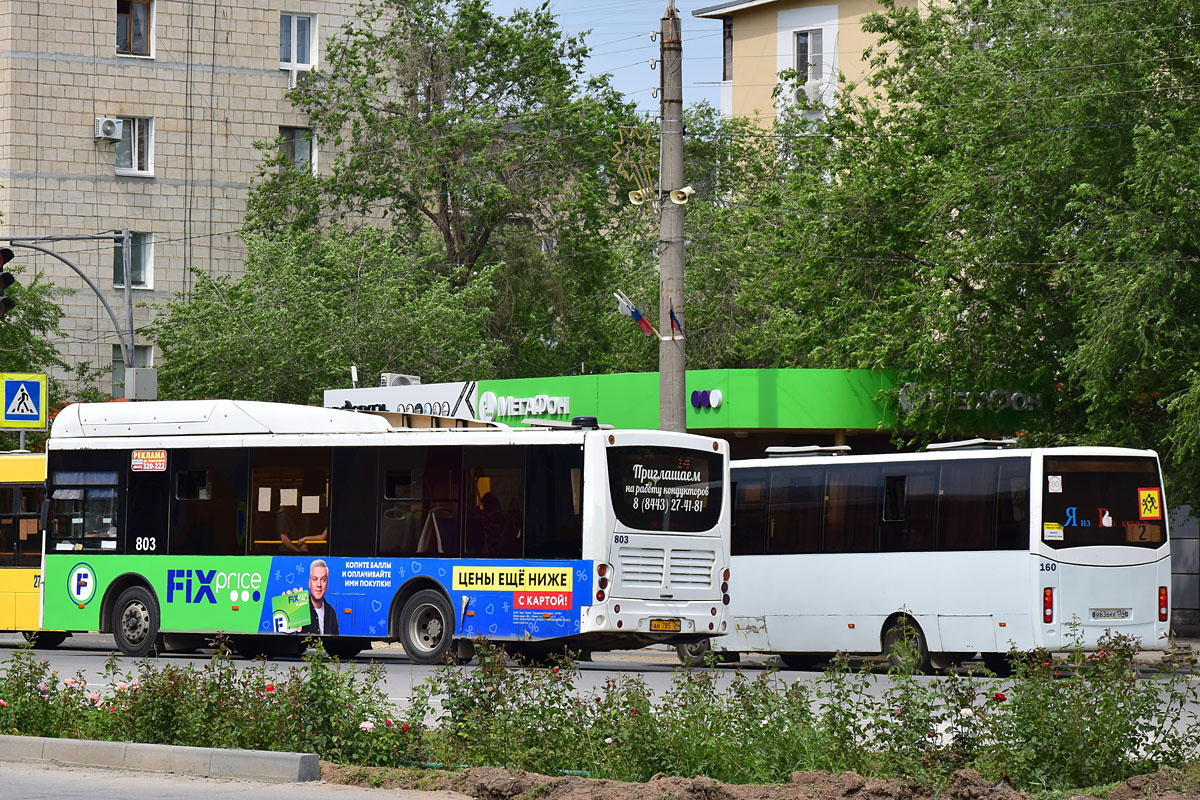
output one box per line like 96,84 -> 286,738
614,290 -> 657,337
669,300 -> 685,337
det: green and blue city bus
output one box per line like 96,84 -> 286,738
41,400 -> 731,662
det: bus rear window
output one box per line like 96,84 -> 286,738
1041,456 -> 1165,549
607,446 -> 723,533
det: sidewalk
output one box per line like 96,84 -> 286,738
0,734 -> 318,782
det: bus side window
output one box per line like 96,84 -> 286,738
169,450 -> 246,556
823,465 -> 879,553
768,467 -> 821,554
463,446 -> 522,559
731,469 -> 767,555
937,460 -> 996,550
0,486 -> 14,566
248,447 -> 331,555
524,445 -> 583,560
15,485 -> 44,566
378,447 -> 461,557
995,459 -> 1030,550
880,469 -> 936,552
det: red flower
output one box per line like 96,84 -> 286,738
551,668 -> 559,674
265,683 -> 276,693
631,708 -> 639,715
401,722 -> 409,733
1041,662 -> 1050,667
384,719 -> 394,728
992,692 -> 1006,702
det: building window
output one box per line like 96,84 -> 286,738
111,344 -> 154,394
280,13 -> 314,70
794,29 -> 823,83
115,117 -> 153,175
113,232 -> 152,288
722,18 -> 733,82
117,0 -> 152,56
280,127 -> 313,172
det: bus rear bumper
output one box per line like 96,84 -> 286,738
579,599 -> 728,640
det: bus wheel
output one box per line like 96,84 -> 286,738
22,631 -> 68,649
882,617 -> 930,673
675,639 -> 711,667
112,586 -> 161,657
400,590 -> 454,665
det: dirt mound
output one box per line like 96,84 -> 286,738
318,763 -> 1200,800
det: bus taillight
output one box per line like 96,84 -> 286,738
1043,587 -> 1054,623
1159,586 -> 1168,622
597,563 -> 611,602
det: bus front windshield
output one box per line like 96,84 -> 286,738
1042,456 -> 1165,549
607,446 -> 723,533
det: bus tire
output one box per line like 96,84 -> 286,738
112,585 -> 161,657
400,589 -> 455,665
882,617 -> 930,673
676,638 -> 711,667
22,631 -> 68,649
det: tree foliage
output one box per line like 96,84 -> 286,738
678,0 -> 1200,502
239,0 -> 644,380
153,0 -> 1200,504
150,228 -> 502,404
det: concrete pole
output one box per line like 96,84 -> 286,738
658,0 -> 686,432
122,228 -> 135,375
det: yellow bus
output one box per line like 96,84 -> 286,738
0,451 -> 67,647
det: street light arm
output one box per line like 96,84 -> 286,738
11,240 -> 133,367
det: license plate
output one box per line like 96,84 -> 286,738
1091,608 -> 1131,620
649,618 -> 682,632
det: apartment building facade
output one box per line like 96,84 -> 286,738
693,0 -> 917,121
0,0 -> 346,395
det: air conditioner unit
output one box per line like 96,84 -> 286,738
380,373 -> 422,387
94,117 -> 124,141
794,81 -> 823,105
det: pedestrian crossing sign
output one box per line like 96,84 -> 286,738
1,373 -> 47,429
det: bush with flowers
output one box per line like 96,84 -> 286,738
0,628 -> 1197,794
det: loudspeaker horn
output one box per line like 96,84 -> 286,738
669,185 -> 695,205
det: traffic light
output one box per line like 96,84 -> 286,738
0,248 -> 15,321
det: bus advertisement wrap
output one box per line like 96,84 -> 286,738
43,556 -> 592,639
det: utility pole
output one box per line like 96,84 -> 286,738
658,0 -> 686,432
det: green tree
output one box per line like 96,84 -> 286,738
149,227 -> 502,404
670,0 -> 1200,502
245,0 -> 641,380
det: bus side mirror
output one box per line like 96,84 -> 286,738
39,497 -> 50,535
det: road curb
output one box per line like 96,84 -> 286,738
0,734 -> 319,782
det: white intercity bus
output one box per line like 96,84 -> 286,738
39,400 -> 731,662
681,440 -> 1170,671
